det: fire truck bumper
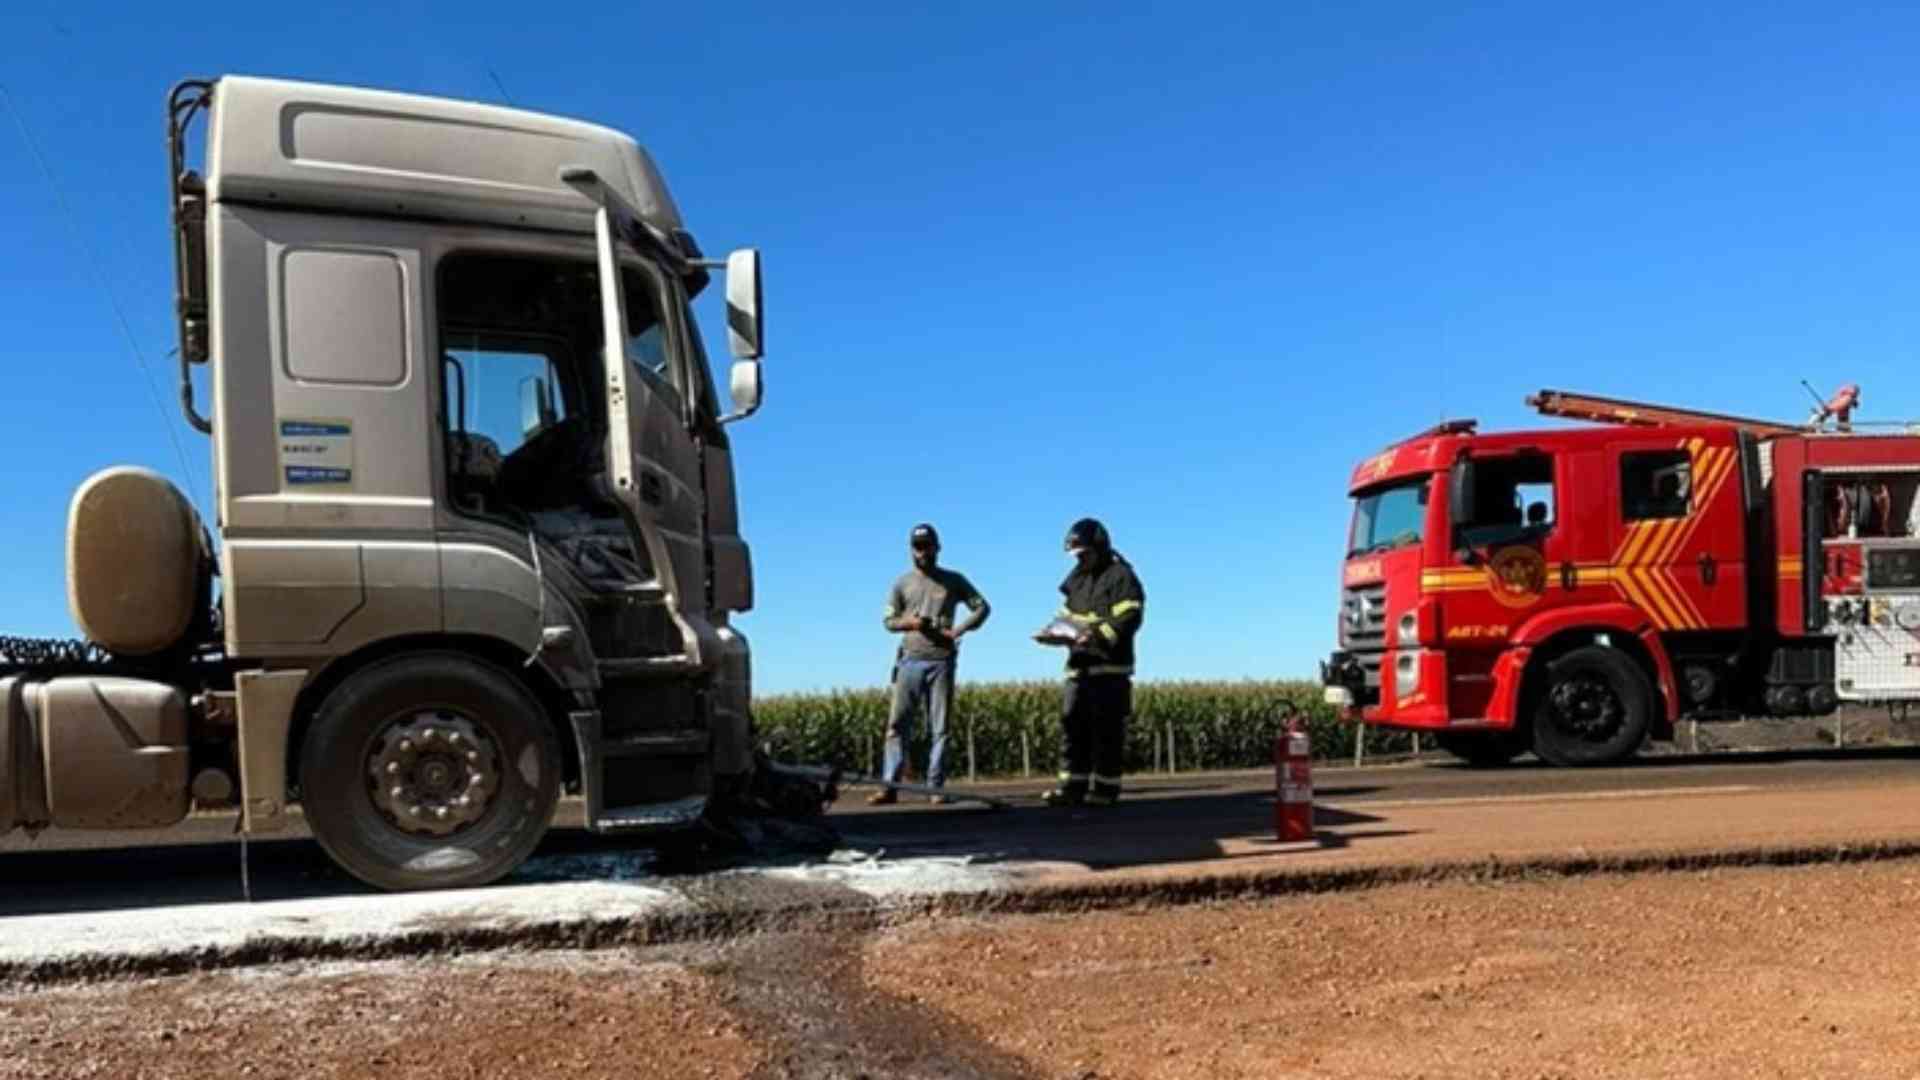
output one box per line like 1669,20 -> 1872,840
1320,652 -> 1372,711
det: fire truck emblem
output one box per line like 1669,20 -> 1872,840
1356,449 -> 1397,484
1486,546 -> 1547,608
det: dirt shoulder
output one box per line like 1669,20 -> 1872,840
5,858 -> 1918,1080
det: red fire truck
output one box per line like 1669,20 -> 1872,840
1321,387 -> 1920,766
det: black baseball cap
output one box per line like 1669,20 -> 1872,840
909,523 -> 940,549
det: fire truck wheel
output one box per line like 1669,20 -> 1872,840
299,653 -> 562,892
1433,731 -> 1527,768
1530,645 -> 1650,767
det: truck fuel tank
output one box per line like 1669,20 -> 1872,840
1,676 -> 191,833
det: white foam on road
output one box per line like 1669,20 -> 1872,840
0,848 -> 1009,972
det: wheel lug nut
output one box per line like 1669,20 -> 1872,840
398,739 -> 414,753
435,807 -> 451,821
386,762 -> 401,775
466,751 -> 480,764
390,786 -> 405,799
408,804 -> 424,818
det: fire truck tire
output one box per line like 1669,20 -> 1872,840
1530,646 -> 1650,767
1433,731 -> 1527,768
299,653 -> 561,892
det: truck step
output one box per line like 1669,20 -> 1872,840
590,794 -> 707,833
598,656 -> 700,678
601,728 -> 710,759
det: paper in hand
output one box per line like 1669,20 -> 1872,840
1033,618 -> 1083,646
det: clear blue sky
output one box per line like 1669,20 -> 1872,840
2,3 -> 1918,694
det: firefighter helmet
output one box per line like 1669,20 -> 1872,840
1064,517 -> 1110,553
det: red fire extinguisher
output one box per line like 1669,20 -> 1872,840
1275,706 -> 1314,843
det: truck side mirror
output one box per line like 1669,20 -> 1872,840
1449,457 -> 1476,555
722,360 -> 763,426
725,248 -> 764,360
1449,458 -> 1475,529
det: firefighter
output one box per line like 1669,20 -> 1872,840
1042,518 -> 1145,807
875,523 -> 991,805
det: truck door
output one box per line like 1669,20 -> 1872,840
1607,433 -> 1747,632
1439,449 -> 1570,716
589,203 -> 719,668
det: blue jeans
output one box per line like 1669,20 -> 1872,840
884,657 -> 954,788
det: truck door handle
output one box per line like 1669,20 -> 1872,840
1560,561 -> 1576,592
1698,552 -> 1718,586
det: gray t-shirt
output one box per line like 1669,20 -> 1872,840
884,567 -> 989,660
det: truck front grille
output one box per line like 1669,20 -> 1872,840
1339,584 -> 1387,689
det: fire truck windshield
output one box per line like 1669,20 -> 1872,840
1349,478 -> 1429,556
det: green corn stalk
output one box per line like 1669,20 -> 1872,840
751,679 -> 1412,777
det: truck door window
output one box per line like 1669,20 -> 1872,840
1621,451 -> 1692,521
446,344 -> 569,458
1456,454 -> 1554,548
617,264 -> 682,397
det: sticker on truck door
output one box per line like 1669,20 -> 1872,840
279,419 -> 354,488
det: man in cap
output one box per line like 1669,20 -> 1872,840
874,523 -> 991,805
1042,518 -> 1145,807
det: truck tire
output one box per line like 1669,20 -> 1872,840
1530,645 -> 1650,767
1434,730 -> 1527,768
299,653 -> 561,891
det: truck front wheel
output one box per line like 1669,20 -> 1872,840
299,653 -> 561,891
1530,645 -> 1650,767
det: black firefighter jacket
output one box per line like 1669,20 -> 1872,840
1057,551 -> 1146,677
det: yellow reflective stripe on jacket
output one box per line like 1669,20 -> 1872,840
1098,623 -> 1119,643
1110,600 -> 1142,619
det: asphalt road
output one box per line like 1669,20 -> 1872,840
4,744 -> 1918,920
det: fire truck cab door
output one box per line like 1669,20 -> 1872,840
1445,449 -> 1575,616
1606,433 -> 1747,633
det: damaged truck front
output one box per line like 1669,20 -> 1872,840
1,75 -> 794,890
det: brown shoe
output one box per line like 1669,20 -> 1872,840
866,789 -> 898,806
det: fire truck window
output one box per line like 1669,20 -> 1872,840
1349,479 -> 1428,555
1458,455 -> 1554,547
1621,451 -> 1692,521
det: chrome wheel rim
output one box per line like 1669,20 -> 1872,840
366,711 -> 501,836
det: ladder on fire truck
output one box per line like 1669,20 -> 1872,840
1525,388 -> 1824,437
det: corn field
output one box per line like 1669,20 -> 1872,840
751,679 -> 1418,780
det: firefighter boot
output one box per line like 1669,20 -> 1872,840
1041,775 -> 1088,807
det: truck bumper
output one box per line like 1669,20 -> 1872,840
1324,647 -> 1527,733
1319,651 -> 1373,711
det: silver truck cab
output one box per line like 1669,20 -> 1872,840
2,75 -> 770,891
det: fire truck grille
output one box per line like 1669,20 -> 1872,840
1339,585 -> 1387,689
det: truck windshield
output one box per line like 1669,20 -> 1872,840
1349,478 -> 1429,556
